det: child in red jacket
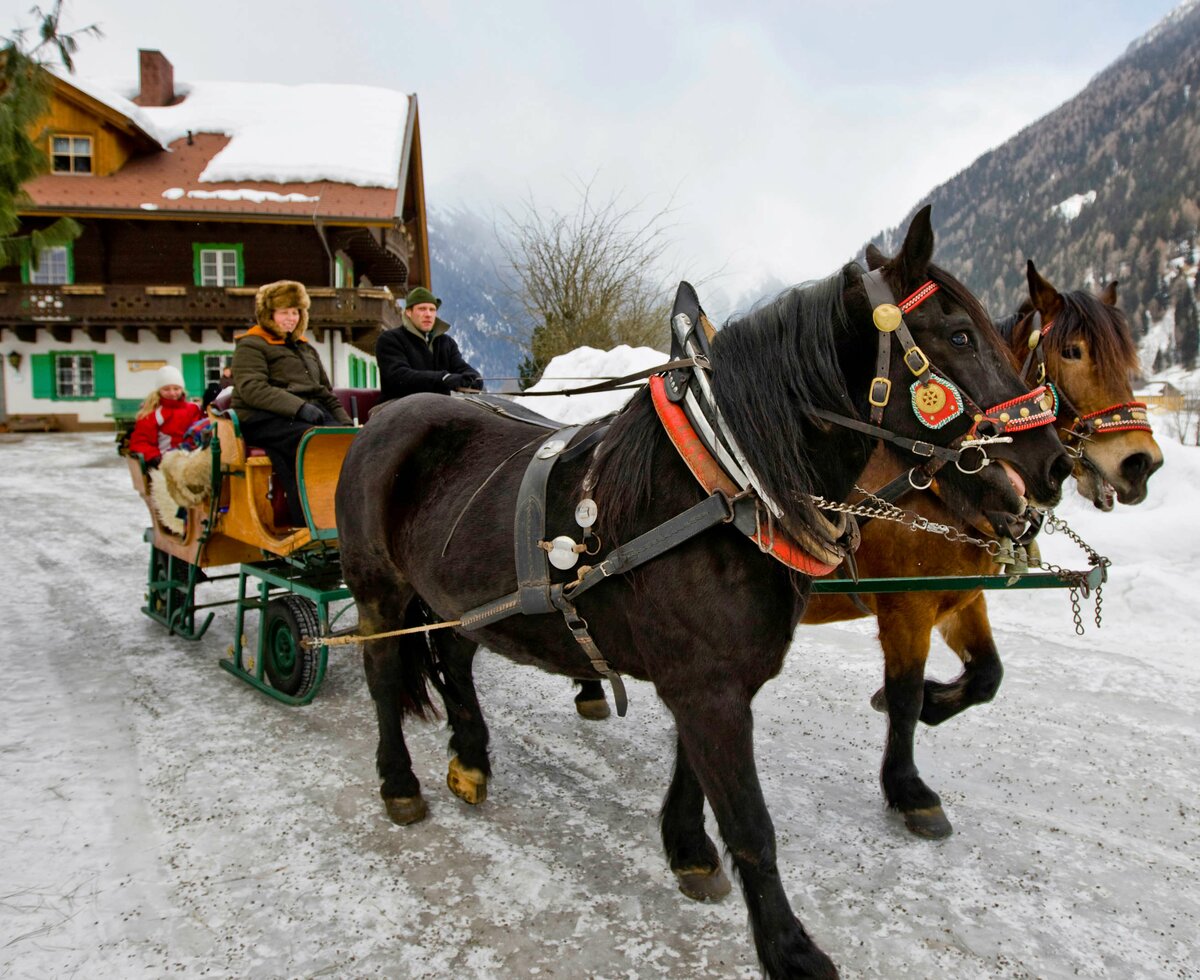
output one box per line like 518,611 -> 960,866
129,365 -> 203,467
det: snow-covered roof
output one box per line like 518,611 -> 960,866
51,68 -> 411,190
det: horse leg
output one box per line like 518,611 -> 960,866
573,678 -> 610,720
418,610 -> 491,806
360,591 -> 436,825
875,602 -> 953,839
660,733 -> 731,901
922,594 -> 1004,726
666,692 -> 838,980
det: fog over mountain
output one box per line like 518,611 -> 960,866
435,2 -> 1200,383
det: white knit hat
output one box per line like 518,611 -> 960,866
155,364 -> 185,390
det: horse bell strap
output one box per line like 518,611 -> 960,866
550,589 -> 628,717
515,425 -> 585,615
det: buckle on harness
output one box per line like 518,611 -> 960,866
869,377 -> 892,407
903,346 -> 930,377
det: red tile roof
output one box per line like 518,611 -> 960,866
22,134 -> 399,225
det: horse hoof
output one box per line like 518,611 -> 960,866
904,805 -> 953,839
870,687 -> 887,712
674,864 -> 732,902
575,697 -> 611,720
447,756 -> 488,805
384,794 -> 428,825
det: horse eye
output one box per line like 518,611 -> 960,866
1062,344 -> 1083,360
950,331 -> 970,348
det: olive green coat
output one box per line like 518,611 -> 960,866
231,328 -> 351,424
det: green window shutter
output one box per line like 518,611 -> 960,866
369,362 -> 378,388
181,354 -> 204,395
93,354 -> 116,398
31,354 -> 55,398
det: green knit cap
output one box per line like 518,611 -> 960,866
405,286 -> 441,309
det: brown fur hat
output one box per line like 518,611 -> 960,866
255,280 -> 310,338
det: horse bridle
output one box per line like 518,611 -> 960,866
812,269 -> 1057,491
1016,308 -> 1153,451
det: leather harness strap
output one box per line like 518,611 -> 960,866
515,427 -> 584,615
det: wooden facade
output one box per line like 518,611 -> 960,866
0,52 -> 427,430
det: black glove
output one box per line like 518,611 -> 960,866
462,372 -> 483,391
442,372 -> 468,391
296,402 -> 325,424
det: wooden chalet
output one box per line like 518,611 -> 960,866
0,50 -> 428,430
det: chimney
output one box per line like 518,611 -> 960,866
135,49 -> 175,107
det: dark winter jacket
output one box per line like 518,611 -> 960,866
129,396 -> 204,463
376,316 -> 482,403
231,325 -> 351,425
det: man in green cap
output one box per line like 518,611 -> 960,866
376,286 -> 483,403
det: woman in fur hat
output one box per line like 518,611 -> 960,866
231,280 -> 351,525
129,364 -> 203,468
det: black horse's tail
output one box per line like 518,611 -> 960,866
392,597 -> 441,720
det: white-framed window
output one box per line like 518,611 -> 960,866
55,354 -> 95,397
28,246 -> 72,285
198,248 -> 240,286
203,352 -> 233,384
51,135 -> 93,174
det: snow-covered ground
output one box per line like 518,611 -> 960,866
2,398 -> 1198,978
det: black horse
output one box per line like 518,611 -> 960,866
336,207 -> 1073,979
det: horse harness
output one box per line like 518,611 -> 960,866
834,271 -> 1060,521
449,273 -> 1056,716
1013,308 -> 1153,451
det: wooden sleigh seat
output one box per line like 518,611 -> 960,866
131,387 -> 377,566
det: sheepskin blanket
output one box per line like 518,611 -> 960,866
149,448 -> 215,535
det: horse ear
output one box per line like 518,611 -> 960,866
864,244 -> 886,271
893,205 -> 935,285
1026,260 -> 1063,320
1099,280 -> 1119,306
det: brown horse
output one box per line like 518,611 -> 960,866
575,260 -> 1162,840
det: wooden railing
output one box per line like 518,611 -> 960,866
0,284 -> 403,344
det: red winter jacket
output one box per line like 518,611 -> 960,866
129,397 -> 203,463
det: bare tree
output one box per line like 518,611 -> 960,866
500,183 -> 676,386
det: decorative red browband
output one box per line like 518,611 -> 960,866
899,281 -> 940,313
648,375 -> 840,577
1076,401 -> 1153,434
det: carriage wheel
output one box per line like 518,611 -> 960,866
149,547 -> 188,625
263,595 -> 321,698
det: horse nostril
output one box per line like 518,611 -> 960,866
1121,452 -> 1155,484
1050,451 -> 1073,487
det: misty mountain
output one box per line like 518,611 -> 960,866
864,1 -> 1200,374
426,206 -> 525,387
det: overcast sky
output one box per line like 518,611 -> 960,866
3,0 -> 1184,305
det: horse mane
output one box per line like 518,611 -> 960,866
1048,290 -> 1139,390
585,269 -> 859,543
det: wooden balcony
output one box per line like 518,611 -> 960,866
0,283 -> 402,348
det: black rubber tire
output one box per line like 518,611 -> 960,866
262,594 -> 321,698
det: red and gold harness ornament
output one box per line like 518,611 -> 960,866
648,374 -> 840,577
889,281 -> 1058,436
